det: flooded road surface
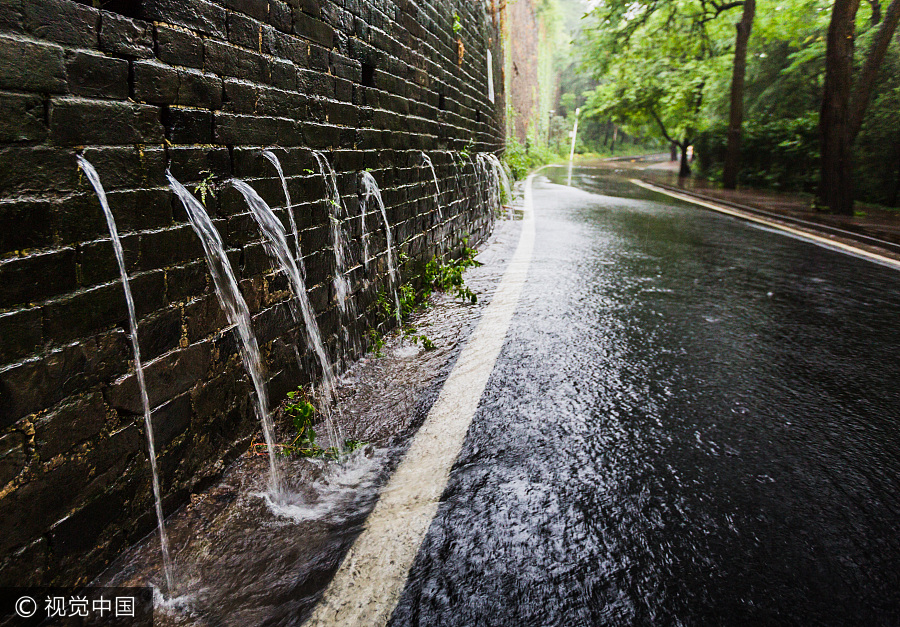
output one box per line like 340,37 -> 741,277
388,168 -> 900,625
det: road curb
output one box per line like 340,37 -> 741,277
632,178 -> 900,272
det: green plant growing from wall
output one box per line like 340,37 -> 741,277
458,139 -> 475,167
284,389 -> 320,456
195,170 -> 216,206
367,241 -> 481,357
250,388 -> 367,459
453,12 -> 463,34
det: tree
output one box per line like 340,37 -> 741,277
722,0 -> 756,189
582,0 -> 761,178
581,0 -> 730,176
819,0 -> 900,213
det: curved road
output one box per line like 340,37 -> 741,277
381,167 -> 900,626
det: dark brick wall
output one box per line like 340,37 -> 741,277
0,0 -> 504,585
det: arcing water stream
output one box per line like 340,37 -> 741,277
231,179 -> 344,451
80,154 -> 509,613
77,156 -> 176,594
312,151 -> 351,313
261,150 -> 306,280
421,152 -> 443,220
360,171 -> 402,328
167,174 -> 282,496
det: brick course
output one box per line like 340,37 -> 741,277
0,0 -> 504,585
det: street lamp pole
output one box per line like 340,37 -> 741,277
568,107 -> 580,163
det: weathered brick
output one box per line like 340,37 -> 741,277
215,112 -> 302,146
297,68 -> 334,98
139,224 -> 205,271
270,30 -> 309,66
49,98 -> 164,146
156,24 -> 203,69
41,270 -> 165,345
0,539 -> 49,587
0,92 -> 46,143
140,0 -> 226,38
270,0 -> 293,32
0,459 -> 85,553
308,43 -> 330,71
131,59 -> 178,104
271,59 -> 297,90
78,146 -> 167,191
168,146 -> 231,185
0,35 -> 66,93
99,13 -> 154,59
76,232 -> 140,289
49,489 -> 126,559
137,306 -> 182,361
0,308 -> 42,364
205,40 -> 268,82
0,329 -> 129,427
100,188 -> 173,232
177,68 -> 224,109
327,101 -> 359,126
51,193 -> 122,247
227,11 -> 269,52
225,0 -> 270,21
149,392 -> 192,450
65,51 -> 129,99
107,340 -> 211,414
0,248 -> 76,310
165,261 -> 209,303
35,393 -> 108,461
163,106 -> 214,144
0,430 -> 25,486
184,294 -> 228,342
0,198 -> 55,255
0,1 -> 24,33
293,0 -> 321,19
301,122 -> 341,148
22,0 -> 99,48
293,9 -> 334,47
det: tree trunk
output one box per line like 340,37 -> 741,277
723,0 -> 756,190
679,143 -> 692,177
819,0 -> 861,215
611,126 -> 618,153
894,146 -> 900,206
670,142 -> 678,161
868,0 -> 882,24
848,0 -> 900,141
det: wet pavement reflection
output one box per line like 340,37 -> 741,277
389,167 -> 900,625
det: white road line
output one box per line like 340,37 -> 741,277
631,178 -> 900,271
305,172 -> 538,627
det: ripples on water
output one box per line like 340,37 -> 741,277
390,169 -> 900,626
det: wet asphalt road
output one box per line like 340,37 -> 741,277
387,167 -> 900,626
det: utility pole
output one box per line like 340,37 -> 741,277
568,108 -> 580,163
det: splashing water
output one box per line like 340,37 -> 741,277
360,171 -> 402,328
484,153 -> 512,217
231,179 -> 344,451
78,156 -> 175,594
167,173 -> 281,496
261,150 -> 307,281
421,152 -> 443,220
